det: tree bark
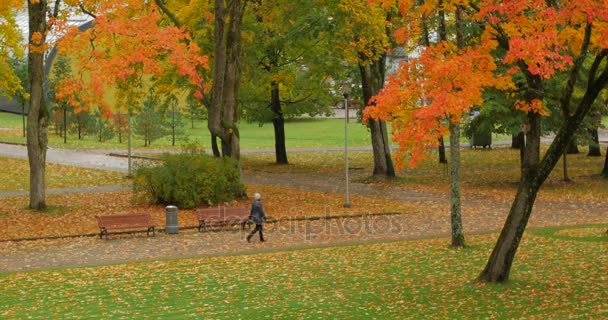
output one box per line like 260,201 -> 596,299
271,81 -> 288,164
587,128 -> 601,156
562,149 -> 571,182
478,55 -> 608,282
567,140 -> 579,154
208,0 -> 245,161
359,58 -> 395,178
449,5 -> 465,248
511,132 -> 524,149
478,111 -> 542,282
602,146 -> 608,178
211,134 -> 220,157
438,137 -> 448,163
449,121 -> 465,247
27,0 -> 49,210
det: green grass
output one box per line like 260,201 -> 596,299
0,112 -> 375,149
0,157 -> 127,191
0,112 -> 510,150
0,226 -> 605,318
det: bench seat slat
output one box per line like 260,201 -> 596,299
196,207 -> 250,232
96,213 -> 155,239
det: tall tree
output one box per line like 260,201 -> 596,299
208,0 -> 247,160
368,0 -> 608,282
8,57 -> 29,138
48,54 -> 73,143
335,0 -> 396,178
55,0 -> 207,134
27,0 -> 52,209
242,0 -> 337,164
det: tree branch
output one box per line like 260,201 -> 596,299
78,4 -> 96,18
560,22 -> 592,119
154,0 -> 182,28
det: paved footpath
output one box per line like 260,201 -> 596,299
0,142 -> 606,273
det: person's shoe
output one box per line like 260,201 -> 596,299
246,235 -> 252,243
260,239 -> 266,242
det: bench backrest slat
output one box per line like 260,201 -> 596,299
197,207 -> 248,220
96,213 -> 153,228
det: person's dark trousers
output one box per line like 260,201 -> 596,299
247,224 -> 264,242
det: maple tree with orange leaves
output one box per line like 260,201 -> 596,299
55,0 -> 208,117
364,0 -> 608,283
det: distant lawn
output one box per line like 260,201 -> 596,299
0,112 -> 374,150
243,145 -> 608,200
0,226 -> 605,318
0,112 -> 511,150
0,157 -> 127,192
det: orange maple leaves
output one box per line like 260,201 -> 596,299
55,0 -> 208,114
364,0 -> 608,169
364,41 -> 510,168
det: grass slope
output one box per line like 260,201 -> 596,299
0,157 -> 127,192
0,228 -> 606,318
0,111 -> 514,150
0,112 -> 374,149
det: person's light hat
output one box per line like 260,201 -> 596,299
254,193 -> 261,200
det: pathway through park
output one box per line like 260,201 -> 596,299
0,143 -> 606,273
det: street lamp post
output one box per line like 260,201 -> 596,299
342,84 -> 351,208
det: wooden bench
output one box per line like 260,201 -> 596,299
196,207 -> 251,232
95,213 -> 155,239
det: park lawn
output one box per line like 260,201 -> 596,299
0,226 -> 606,318
0,186 -> 418,240
0,157 -> 127,192
0,111 -> 510,150
0,112 -> 374,149
242,146 -> 608,200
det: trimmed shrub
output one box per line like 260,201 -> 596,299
133,153 -> 246,208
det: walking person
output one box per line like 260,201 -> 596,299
247,193 -> 266,243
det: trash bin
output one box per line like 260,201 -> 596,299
165,205 -> 179,234
471,132 -> 492,149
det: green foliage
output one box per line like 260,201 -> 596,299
133,96 -> 168,146
8,57 -> 29,107
67,111 -> 94,140
89,112 -> 115,142
240,0 -> 339,124
133,153 -> 246,208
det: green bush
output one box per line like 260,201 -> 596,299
133,153 -> 246,208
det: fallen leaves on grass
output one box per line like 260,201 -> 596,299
554,227 -> 607,239
0,233 -> 606,318
0,184 -> 420,240
0,157 -> 127,192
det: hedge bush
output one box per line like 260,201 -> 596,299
133,152 -> 246,208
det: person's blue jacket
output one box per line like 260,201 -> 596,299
250,200 -> 265,225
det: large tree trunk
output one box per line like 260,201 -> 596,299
359,58 -> 395,178
587,128 -> 601,156
449,5 -> 465,248
567,140 -> 579,154
511,132 -> 524,149
208,0 -> 245,161
271,81 -> 288,164
478,111 -> 542,282
449,121 -> 465,247
478,59 -> 608,282
211,134 -> 220,157
27,0 -> 49,210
